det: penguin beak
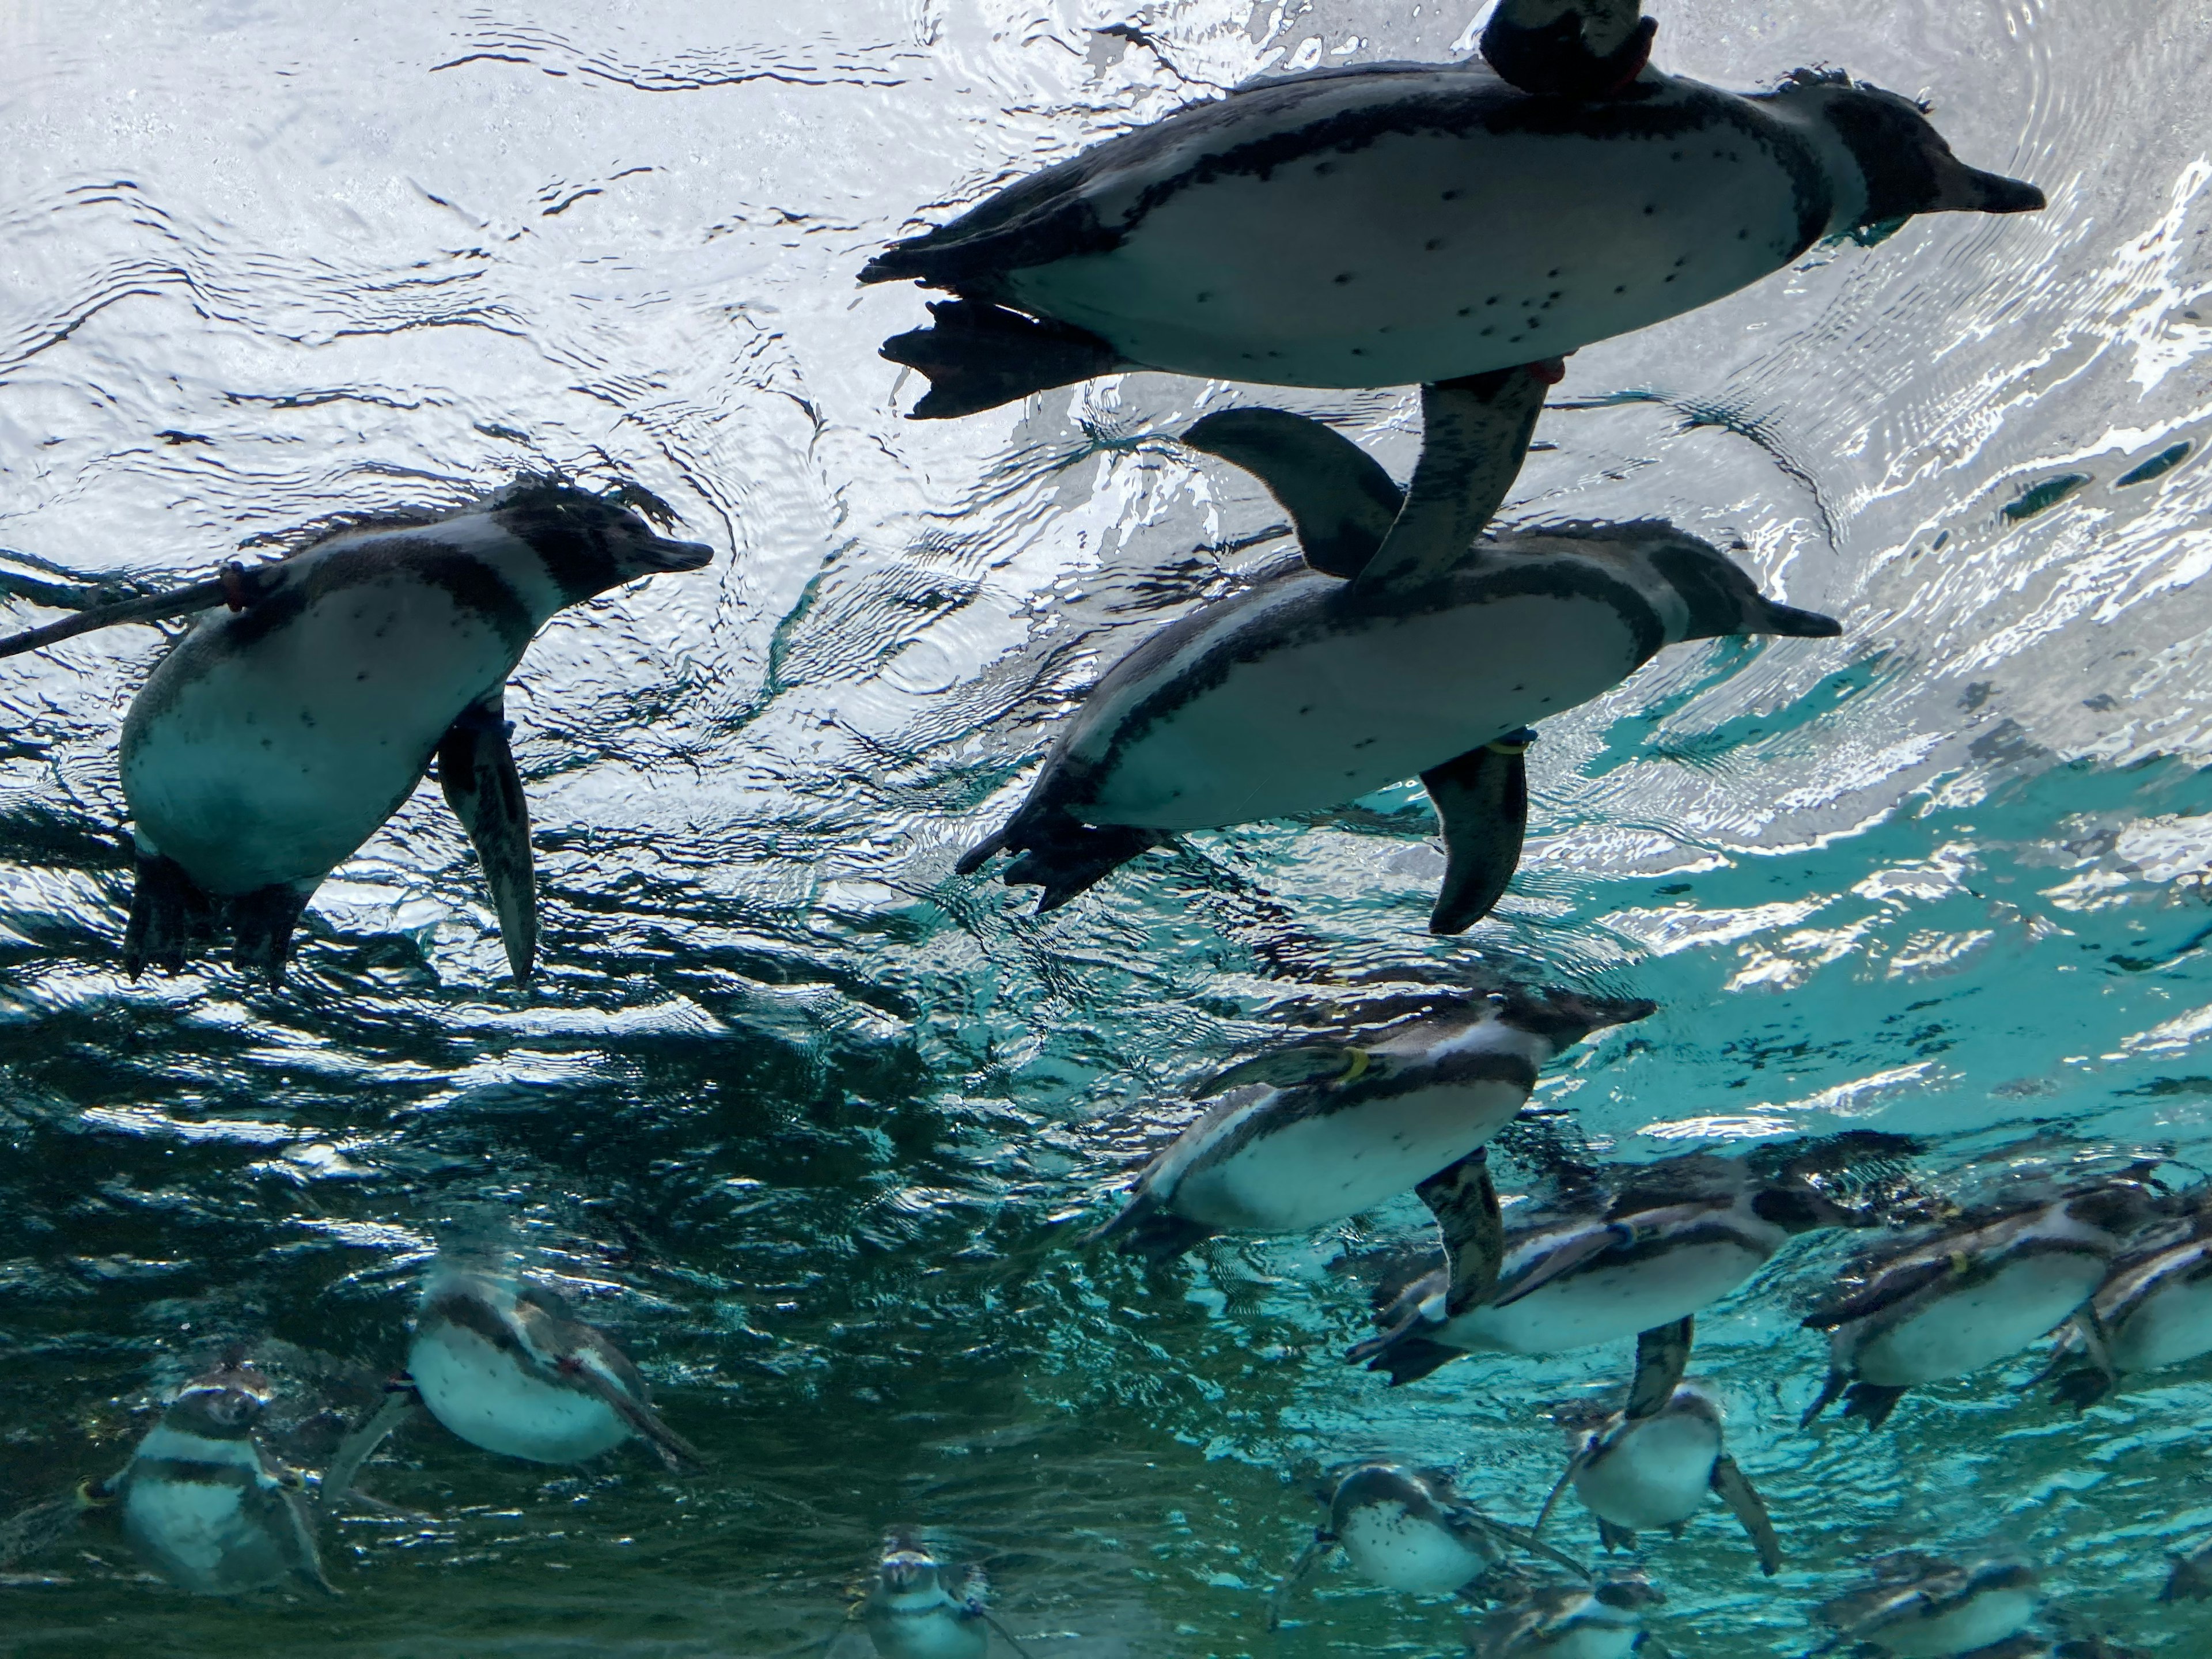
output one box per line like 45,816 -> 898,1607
1928,157 -> 2046,215
1757,600 -> 1842,638
627,535 -> 715,576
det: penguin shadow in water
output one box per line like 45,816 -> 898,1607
0,475 -> 713,988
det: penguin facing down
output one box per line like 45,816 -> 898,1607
957,366 -> 1838,925
115,479 -> 713,986
860,50 -> 2043,416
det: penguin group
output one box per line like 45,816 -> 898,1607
7,0 -> 2187,1654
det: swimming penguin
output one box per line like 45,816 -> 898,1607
860,1534 -> 1035,1659
1533,1320 -> 1781,1575
115,478 -> 713,985
1268,1461 -> 1589,1629
2040,1187 -> 2212,1410
1092,984 -> 1654,1260
957,370 -> 1839,918
1800,1177 -> 2163,1431
0,1361 -> 333,1596
1353,1137 -> 1906,1386
1808,1555 -> 2040,1658
316,1268 -> 699,1508
859,50 -> 2044,417
1468,1572 -> 1671,1658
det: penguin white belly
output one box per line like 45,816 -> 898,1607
1010,126 -> 1802,388
409,1327 -> 631,1463
1521,1626 -> 1639,1659
1575,1414 -> 1719,1530
2108,1275 -> 2212,1374
1868,1590 -> 2035,1658
121,578 -> 520,894
123,1475 -> 279,1592
1173,1078 -> 1525,1231
1851,1254 -> 2108,1387
865,1605 -> 988,1659
1082,593 -> 1641,828
1448,1235 -> 1768,1355
1338,1500 -> 1487,1593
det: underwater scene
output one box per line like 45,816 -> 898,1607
3,0 -> 2211,1654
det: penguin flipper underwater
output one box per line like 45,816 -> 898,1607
1709,1452 -> 1782,1575
437,690 -> 538,985
1623,1315 -> 1694,1420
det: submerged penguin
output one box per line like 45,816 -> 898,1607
1268,1461 -> 1588,1629
1468,1573 -> 1670,1659
958,369 -> 1838,919
1534,1320 -> 1781,1575
116,478 -> 713,986
1093,984 -> 1654,1260
1354,1138 -> 1903,1386
317,1268 -> 699,1510
2041,1187 -> 2212,1410
861,1535 -> 1032,1659
860,46 -> 2043,416
0,1361 -> 333,1596
1808,1555 -> 2040,1658
1800,1177 -> 2162,1431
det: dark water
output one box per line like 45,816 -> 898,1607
4,1 -> 2212,1654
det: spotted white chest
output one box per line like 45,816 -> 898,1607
1862,1589 -> 2035,1658
865,1588 -> 988,1659
1845,1252 -> 2108,1387
1575,1410 -> 1719,1531
120,566 -> 531,895
1075,584 -> 1645,830
2108,1271 -> 2212,1374
1010,113 -> 1815,388
1442,1232 -> 1771,1355
1513,1621 -> 1641,1659
409,1324 -> 631,1464
1337,1499 -> 1490,1593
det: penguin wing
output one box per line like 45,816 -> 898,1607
1799,1254 -> 1955,1331
1447,1504 -> 1594,1582
1347,368 -> 1550,599
1421,731 -> 1532,934
1266,1531 -> 1338,1631
437,691 -> 537,986
1195,1042 -> 1388,1096
1180,408 -> 1404,579
1708,1453 -> 1781,1576
1418,1150 -> 1506,1317
1623,1317 -> 1692,1420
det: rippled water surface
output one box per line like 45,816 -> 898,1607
5,1 -> 2212,1654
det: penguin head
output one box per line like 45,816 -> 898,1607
488,480 -> 715,608
1626,529 -> 1841,644
1772,71 -> 2046,229
167,1361 -> 275,1438
1490,984 -> 1657,1054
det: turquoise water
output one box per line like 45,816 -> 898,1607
4,1 -> 2212,1654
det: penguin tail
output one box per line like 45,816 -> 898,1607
880,300 -> 1128,421
1086,1190 -> 1215,1262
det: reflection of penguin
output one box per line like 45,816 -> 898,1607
118,479 -> 713,985
1809,1556 -> 2039,1658
861,53 -> 2044,416
959,368 -> 1838,919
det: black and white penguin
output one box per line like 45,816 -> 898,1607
1808,1556 -> 2040,1659
116,478 -> 713,985
1800,1178 -> 2163,1431
958,369 -> 1839,919
859,50 -> 2043,417
0,1362 -> 336,1596
1353,1138 -> 1903,1386
1468,1572 -> 1668,1659
1535,1320 -> 1781,1575
861,1535 -> 1025,1659
1268,1461 -> 1588,1630
2041,1187 -> 2212,1410
1093,984 -> 1654,1260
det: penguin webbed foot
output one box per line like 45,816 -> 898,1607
2049,1365 -> 2116,1414
959,809 -> 1158,911
122,851 -> 219,979
880,300 -> 1128,421
1086,1193 -> 1217,1262
229,883 -> 310,987
1838,1381 -> 1909,1431
1350,1330 -> 1463,1387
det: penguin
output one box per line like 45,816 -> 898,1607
315,1268 -> 699,1508
1807,1556 -> 2040,1658
860,1535 -> 1033,1659
0,1361 -> 336,1596
1533,1320 -> 1781,1576
1468,1573 -> 1669,1659
859,51 -> 2044,418
2040,1187 -> 2212,1410
1092,983 -> 1654,1260
1800,1177 -> 2164,1431
1353,1137 -> 1906,1386
957,368 -> 1839,919
115,478 -> 714,986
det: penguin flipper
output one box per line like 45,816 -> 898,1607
438,692 -> 537,986
319,1381 -> 421,1524
1087,1188 -> 1218,1261
1195,1042 -> 1381,1096
1709,1452 -> 1781,1576
1349,366 -> 1552,599
878,300 -> 1130,421
1422,730 -> 1532,934
1417,1149 -> 1506,1317
1179,408 -> 1404,579
1624,1316 -> 1693,1420
230,882 -> 312,986
1798,1368 -> 1849,1429
122,851 -> 217,978
1266,1531 -> 1338,1631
